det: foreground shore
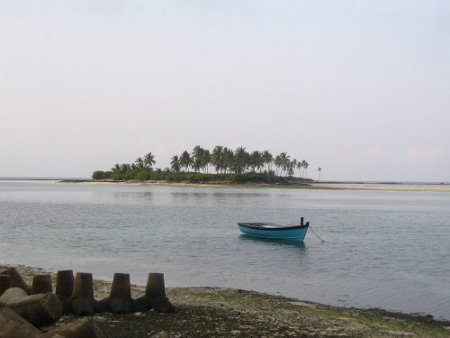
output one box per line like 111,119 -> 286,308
1,264 -> 449,337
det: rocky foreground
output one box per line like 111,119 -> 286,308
1,264 -> 450,338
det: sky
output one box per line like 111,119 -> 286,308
1,0 -> 449,182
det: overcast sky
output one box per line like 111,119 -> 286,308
1,1 -> 449,181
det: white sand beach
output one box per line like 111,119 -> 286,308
311,183 -> 450,193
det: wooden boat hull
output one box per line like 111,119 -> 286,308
238,222 -> 309,241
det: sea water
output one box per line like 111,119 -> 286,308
0,180 -> 449,320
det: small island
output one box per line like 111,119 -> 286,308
92,146 -> 316,185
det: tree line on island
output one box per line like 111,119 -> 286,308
92,145 -> 318,184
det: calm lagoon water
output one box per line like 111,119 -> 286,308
1,180 -> 449,320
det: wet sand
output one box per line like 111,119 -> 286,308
310,183 -> 450,193
63,179 -> 450,192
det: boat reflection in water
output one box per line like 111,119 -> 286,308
238,234 -> 306,248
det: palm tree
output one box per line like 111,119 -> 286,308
250,151 -> 263,172
201,149 -> 211,173
261,150 -> 273,172
170,155 -> 181,172
222,147 -> 234,174
119,163 -> 131,173
233,147 -> 250,174
296,161 -> 303,178
275,152 -> 290,177
192,146 -> 211,173
282,154 -> 291,175
192,146 -> 202,172
179,151 -> 193,172
111,163 -> 121,172
211,145 -> 224,173
143,152 -> 156,169
289,159 -> 297,178
302,160 -> 309,178
135,157 -> 144,170
274,154 -> 283,176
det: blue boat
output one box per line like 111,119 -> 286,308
238,217 -> 309,241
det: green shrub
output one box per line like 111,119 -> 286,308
92,171 -> 106,180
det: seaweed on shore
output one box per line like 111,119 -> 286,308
1,264 -> 449,338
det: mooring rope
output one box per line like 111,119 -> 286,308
309,225 -> 325,243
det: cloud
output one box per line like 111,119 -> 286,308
362,145 -> 384,157
332,145 -> 384,162
401,146 -> 447,164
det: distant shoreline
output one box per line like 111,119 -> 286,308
313,182 -> 450,192
2,178 -> 450,192
60,179 -> 319,190
58,179 -> 450,192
